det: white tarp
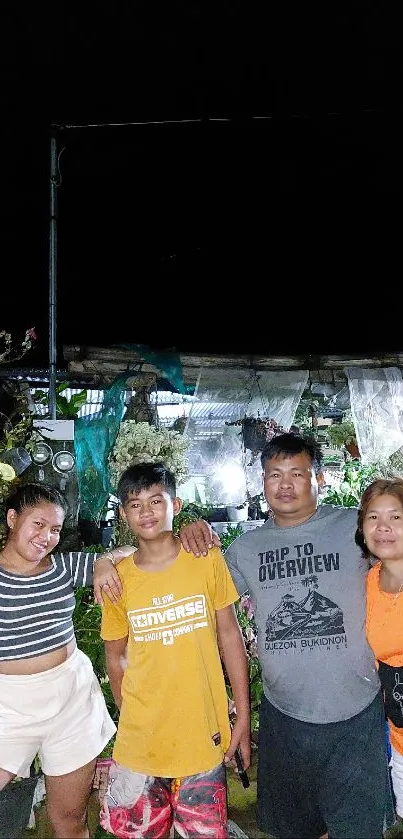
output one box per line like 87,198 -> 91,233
345,366 -> 403,464
185,368 -> 309,504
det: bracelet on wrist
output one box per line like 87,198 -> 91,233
93,551 -> 116,566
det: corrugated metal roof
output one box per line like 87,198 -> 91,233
30,387 -> 247,427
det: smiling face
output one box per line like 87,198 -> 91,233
263,452 -> 324,526
121,483 -> 182,541
6,501 -> 65,569
362,492 -> 403,562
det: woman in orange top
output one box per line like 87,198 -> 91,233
356,479 -> 403,820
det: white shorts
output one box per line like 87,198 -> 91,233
0,647 -> 116,778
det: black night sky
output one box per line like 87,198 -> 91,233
2,2 -> 402,367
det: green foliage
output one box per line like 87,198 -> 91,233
94,825 -> 112,839
33,383 -> 88,419
73,588 -> 105,679
0,417 -> 34,453
0,327 -> 36,364
73,589 -> 108,683
219,523 -> 263,734
73,546 -> 120,735
219,523 -> 244,552
325,419 -> 356,448
0,417 -> 36,548
73,559 -> 122,764
73,582 -> 119,757
173,501 -> 213,534
321,460 -> 378,507
293,395 -> 324,436
233,594 -> 263,734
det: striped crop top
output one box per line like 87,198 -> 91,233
0,552 -> 97,660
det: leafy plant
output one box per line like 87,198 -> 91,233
219,523 -> 244,552
233,593 -> 263,735
219,523 -> 263,734
0,417 -> 34,453
293,395 -> 324,436
73,546 -> 120,747
173,501 -> 213,534
325,419 -> 356,449
0,417 -> 37,548
321,461 -> 378,507
33,383 -> 88,419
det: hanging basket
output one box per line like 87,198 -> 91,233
241,419 -> 271,454
240,417 -> 284,455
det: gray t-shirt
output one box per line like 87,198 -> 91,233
225,505 -> 380,724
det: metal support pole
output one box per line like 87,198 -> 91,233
49,131 -> 58,419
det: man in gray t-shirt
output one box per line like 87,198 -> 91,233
179,432 -> 393,839
226,503 -> 379,724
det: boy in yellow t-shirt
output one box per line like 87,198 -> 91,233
99,461 -> 251,839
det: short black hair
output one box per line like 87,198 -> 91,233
5,483 -> 68,517
260,432 -> 324,474
117,462 -> 177,506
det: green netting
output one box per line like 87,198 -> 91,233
74,348 -> 189,520
74,373 -> 128,520
116,344 -> 191,395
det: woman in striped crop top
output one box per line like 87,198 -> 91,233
0,482 -> 135,838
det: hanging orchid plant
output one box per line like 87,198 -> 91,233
108,420 -> 190,489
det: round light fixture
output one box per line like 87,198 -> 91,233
31,442 -> 53,466
52,450 -> 76,474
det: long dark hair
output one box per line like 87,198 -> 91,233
5,483 -> 68,519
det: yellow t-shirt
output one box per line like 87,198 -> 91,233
101,546 -> 240,777
366,562 -> 403,755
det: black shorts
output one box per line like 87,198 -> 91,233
257,691 -> 394,839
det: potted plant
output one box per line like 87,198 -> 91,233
326,418 -> 359,459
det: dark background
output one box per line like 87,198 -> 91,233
2,2 -> 402,366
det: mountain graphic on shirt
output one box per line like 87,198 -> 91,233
265,587 -> 345,641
